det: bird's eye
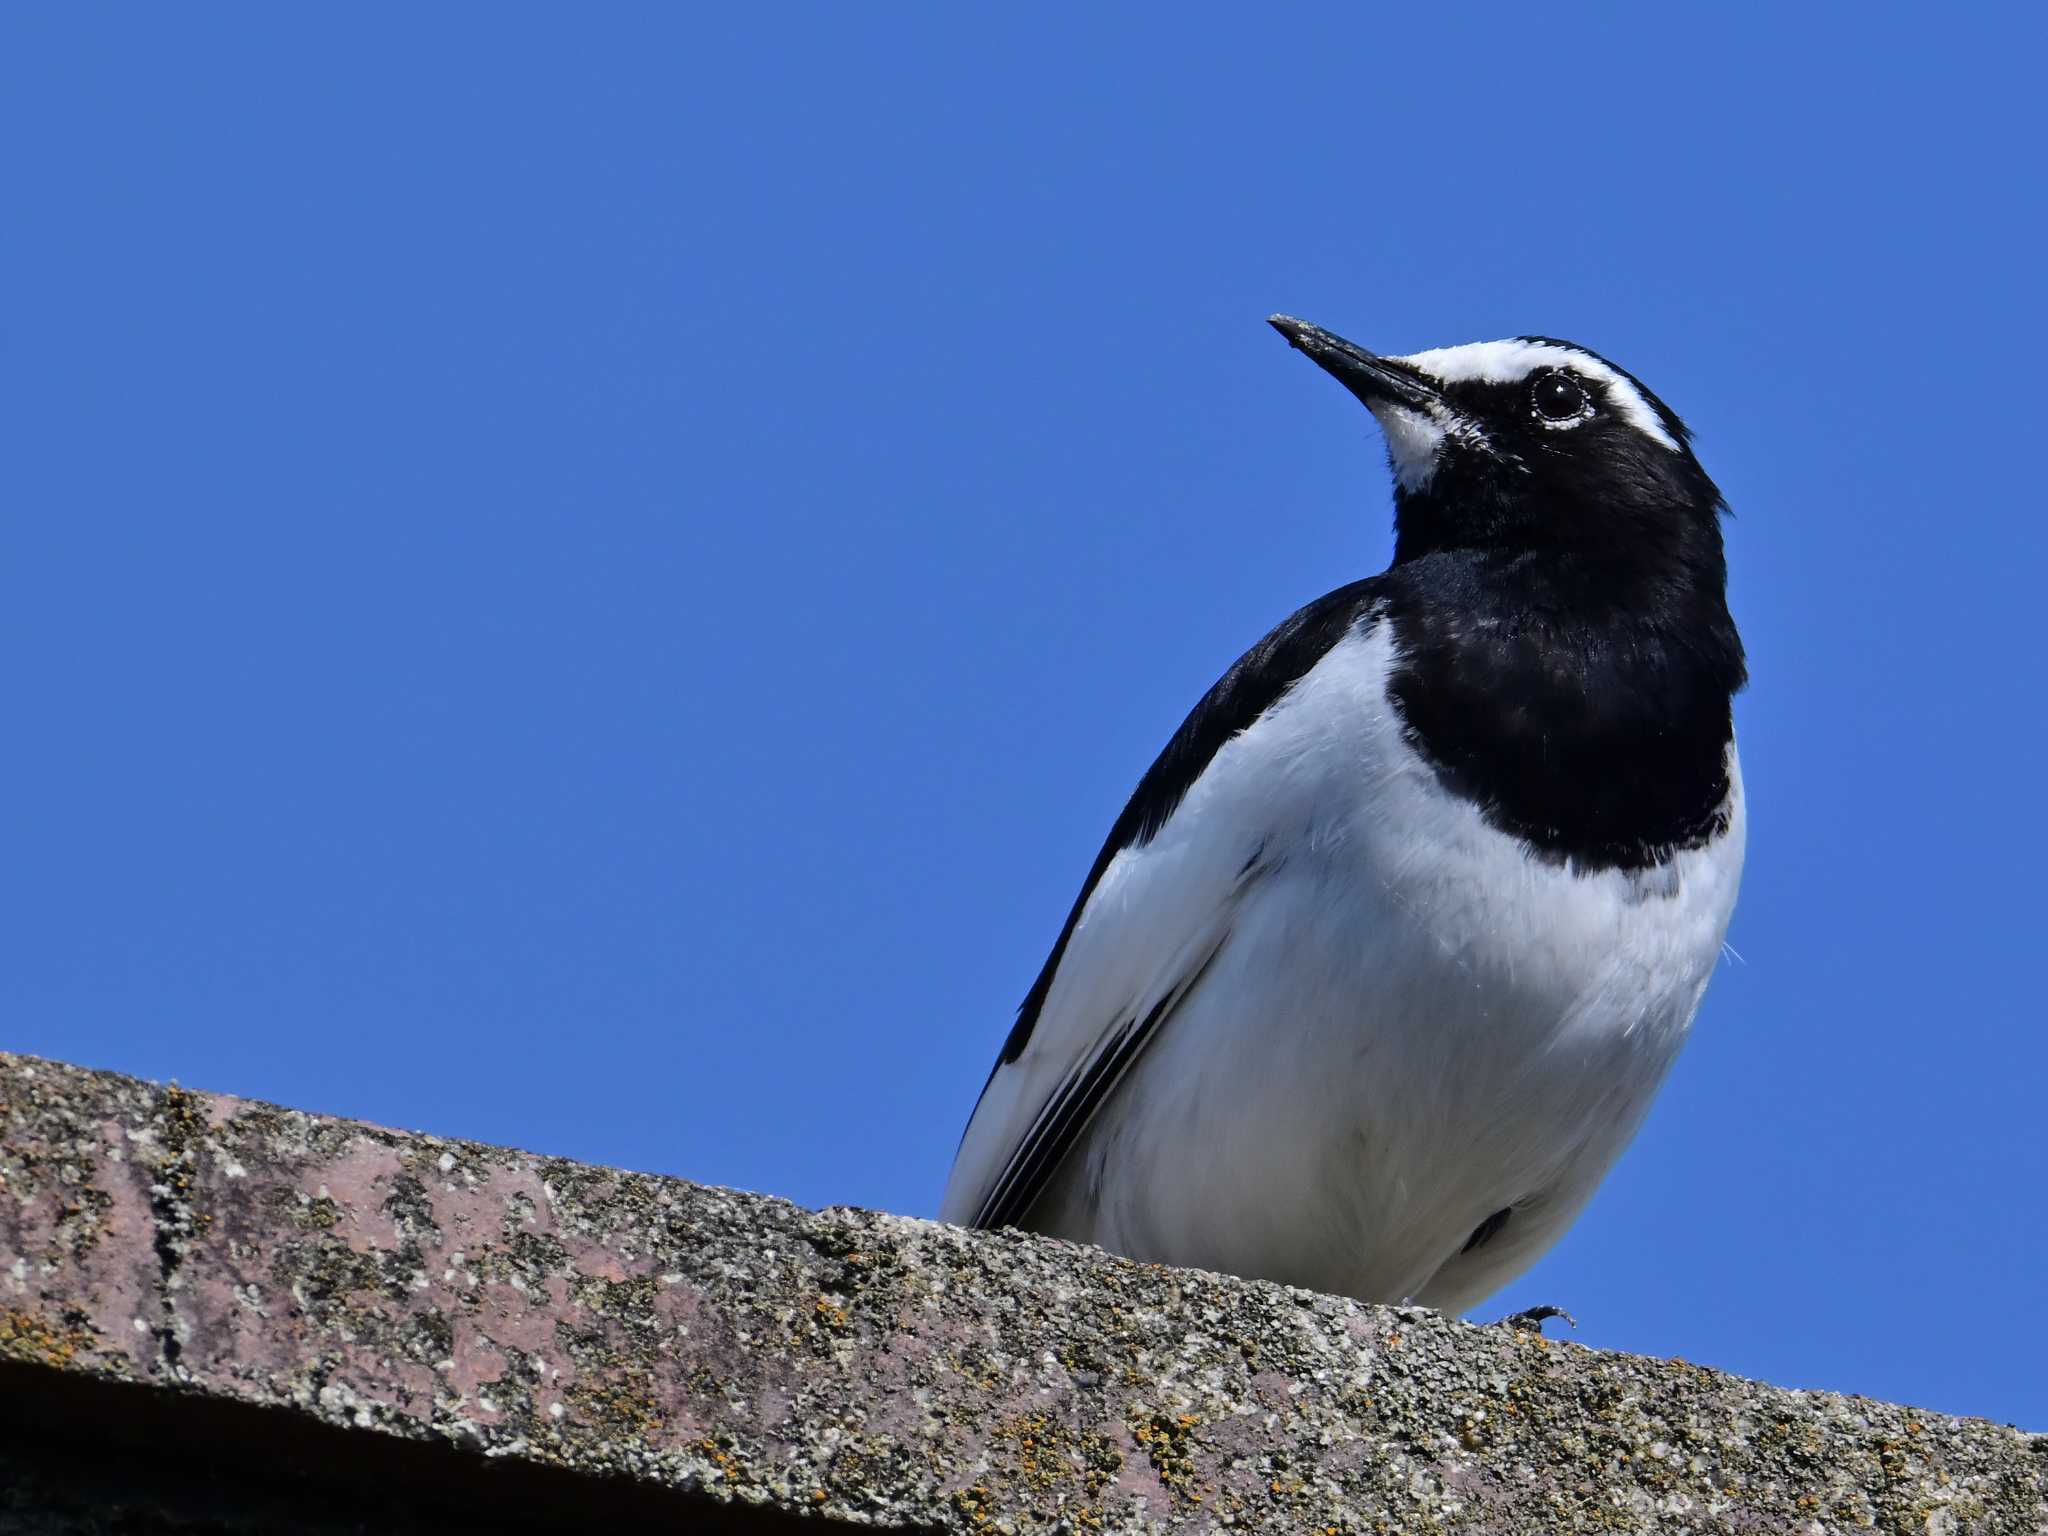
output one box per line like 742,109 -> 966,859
1531,372 -> 1591,424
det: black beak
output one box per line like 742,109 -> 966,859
1268,316 -> 1440,412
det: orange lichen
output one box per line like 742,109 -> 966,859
0,1307 -> 96,1370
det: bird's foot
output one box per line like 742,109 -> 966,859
1498,1304 -> 1577,1335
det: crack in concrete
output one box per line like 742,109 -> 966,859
141,1085 -> 204,1372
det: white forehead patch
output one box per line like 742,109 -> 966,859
1395,339 -> 1682,453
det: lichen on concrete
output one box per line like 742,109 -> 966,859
2,1048 -> 2042,1533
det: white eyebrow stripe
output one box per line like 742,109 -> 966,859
1394,339 -> 1681,453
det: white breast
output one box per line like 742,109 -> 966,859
1025,620 -> 1745,1310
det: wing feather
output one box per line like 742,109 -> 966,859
972,929 -> 1229,1230
941,581 -> 1386,1230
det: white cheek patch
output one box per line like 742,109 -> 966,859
1368,403 -> 1447,490
1396,339 -> 1682,453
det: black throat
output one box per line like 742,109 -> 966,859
1380,542 -> 1745,875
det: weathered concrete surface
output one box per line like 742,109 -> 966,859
1,1050 -> 2041,1535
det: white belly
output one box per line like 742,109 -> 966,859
1030,630 -> 1747,1311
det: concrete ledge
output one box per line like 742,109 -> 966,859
2,1050 -> 2041,1533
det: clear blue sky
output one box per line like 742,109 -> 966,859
5,7 -> 2042,1428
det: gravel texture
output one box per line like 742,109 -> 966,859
2,1049 -> 2042,1533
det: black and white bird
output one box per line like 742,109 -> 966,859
940,317 -> 1746,1313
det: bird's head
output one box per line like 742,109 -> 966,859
1269,317 -> 1727,576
